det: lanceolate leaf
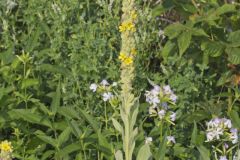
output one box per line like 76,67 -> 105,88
51,83 -> 61,115
57,127 -> 72,148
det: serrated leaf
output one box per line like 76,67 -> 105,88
21,79 -> 39,89
8,109 -> 52,128
226,47 -> 240,64
164,23 -> 185,39
201,41 -> 224,57
51,83 -> 61,115
58,107 -> 79,119
38,64 -> 70,76
178,32 -> 192,57
57,127 -> 71,147
136,143 -> 152,160
69,120 -> 82,138
35,131 -> 57,148
215,4 -> 236,16
58,143 -> 81,157
228,30 -> 240,43
161,40 -> 175,60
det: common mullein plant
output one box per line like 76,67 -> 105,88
114,0 -> 138,159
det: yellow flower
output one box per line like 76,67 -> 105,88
0,140 -> 13,153
118,52 -> 127,61
119,22 -> 136,32
124,57 -> 133,65
119,24 -> 126,32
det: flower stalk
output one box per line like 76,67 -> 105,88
115,0 -> 138,160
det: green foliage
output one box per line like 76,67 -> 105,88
0,0 -> 240,159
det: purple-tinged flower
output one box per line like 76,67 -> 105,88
161,102 -> 168,110
223,118 -> 232,129
90,83 -> 97,92
102,92 -> 113,101
170,112 -> 176,121
224,143 -> 229,149
163,85 -> 172,94
100,79 -> 109,86
230,128 -> 238,144
170,93 -> 177,103
219,156 -> 228,160
167,136 -> 176,144
158,110 -> 166,119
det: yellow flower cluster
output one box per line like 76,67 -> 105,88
118,49 -> 137,65
119,52 -> 133,65
119,21 -> 136,32
0,140 -> 13,153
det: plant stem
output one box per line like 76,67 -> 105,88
104,102 -> 108,129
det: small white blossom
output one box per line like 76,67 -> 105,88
112,82 -> 117,86
219,156 -> 228,160
158,110 -> 166,119
163,85 -> 172,94
100,79 -> 109,86
149,107 -> 156,115
223,118 -> 232,129
145,137 -> 153,144
161,102 -> 168,110
167,136 -> 176,144
170,93 -> 177,103
170,112 -> 176,121
90,83 -> 98,92
230,128 -> 238,144
102,92 -> 113,101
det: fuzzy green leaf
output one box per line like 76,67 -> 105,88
115,150 -> 123,160
112,118 -> 123,134
136,143 -> 152,160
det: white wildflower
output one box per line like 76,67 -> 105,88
145,137 -> 153,144
90,83 -> 98,92
102,92 -> 113,101
170,112 -> 176,121
219,156 -> 228,160
100,79 -> 109,86
167,136 -> 176,144
158,110 -> 166,119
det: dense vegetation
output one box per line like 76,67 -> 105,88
0,0 -> 240,159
